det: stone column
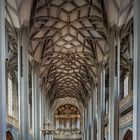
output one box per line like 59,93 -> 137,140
44,96 -> 49,140
85,106 -> 88,140
32,62 -> 40,140
45,98 -> 49,140
90,93 -> 94,140
0,0 -> 6,139
5,31 -> 8,115
108,26 -> 120,140
97,64 -> 105,140
92,86 -> 97,140
89,97 -> 92,140
48,102 -> 53,140
128,62 -> 133,94
90,92 -> 93,140
128,26 -> 133,94
40,87 -> 45,140
87,100 -> 92,140
18,27 -> 29,140
83,107 -> 87,140
133,0 -> 140,139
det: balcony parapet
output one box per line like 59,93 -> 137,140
54,129 -> 81,139
104,113 -> 108,125
119,111 -> 133,129
119,93 -> 133,113
7,115 -> 19,128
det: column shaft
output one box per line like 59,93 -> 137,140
48,100 -> 53,140
86,106 -> 89,140
18,27 -> 29,140
86,102 -> 90,140
0,0 -> 6,139
83,108 -> 87,140
32,63 -> 40,140
108,26 -> 120,140
40,88 -> 46,140
45,97 -> 49,140
133,0 -> 140,139
97,64 -> 105,140
88,98 -> 92,140
92,87 -> 97,140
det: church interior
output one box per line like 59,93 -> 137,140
1,0 -> 140,140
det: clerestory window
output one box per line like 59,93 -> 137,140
124,74 -> 129,97
8,73 -> 13,116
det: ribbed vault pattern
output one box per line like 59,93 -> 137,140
5,0 -> 133,104
29,0 -> 108,103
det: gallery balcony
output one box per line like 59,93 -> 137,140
54,128 -> 81,140
119,92 -> 133,113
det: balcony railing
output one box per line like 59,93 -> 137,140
7,115 -> 19,128
54,129 -> 81,139
119,111 -> 133,129
119,93 -> 133,113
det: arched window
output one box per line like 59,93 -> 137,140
6,131 -> 14,140
8,73 -> 13,116
123,129 -> 132,140
124,74 -> 129,97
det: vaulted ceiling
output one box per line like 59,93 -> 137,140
6,0 -> 133,105
29,0 -> 108,103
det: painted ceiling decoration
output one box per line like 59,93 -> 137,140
6,0 -> 133,105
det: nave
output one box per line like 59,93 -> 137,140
0,0 -> 140,140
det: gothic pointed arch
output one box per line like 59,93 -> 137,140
6,131 -> 14,140
122,129 -> 133,140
